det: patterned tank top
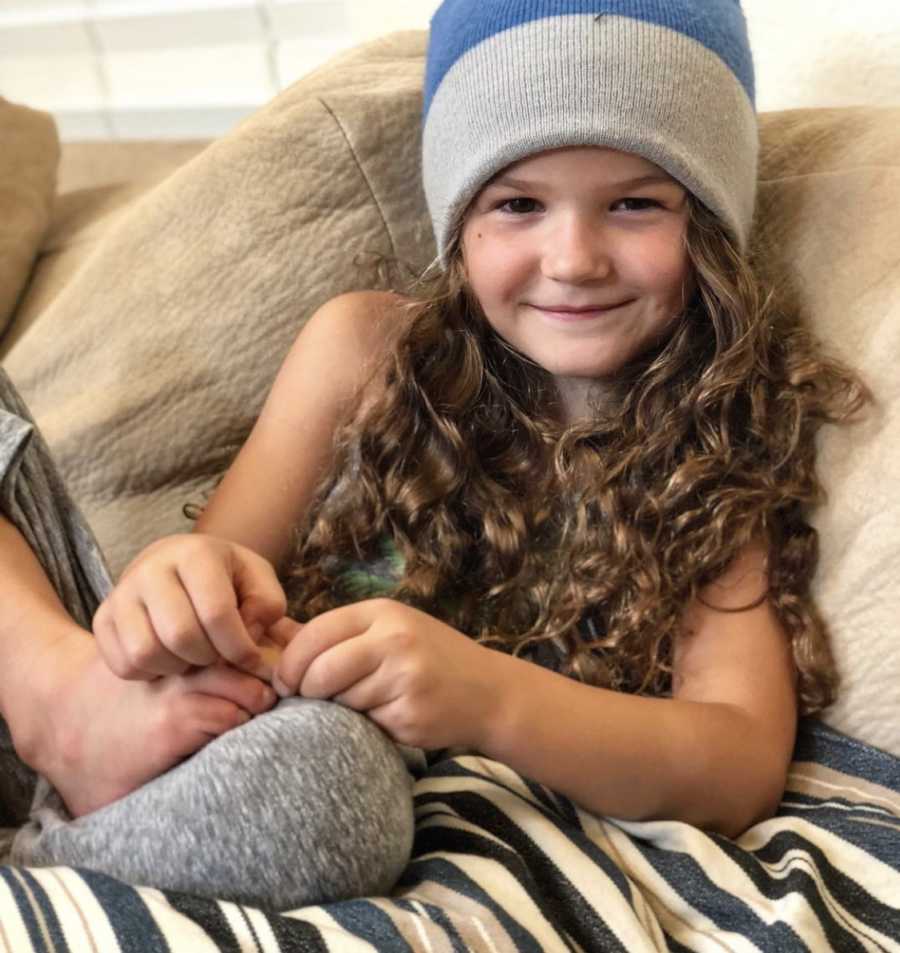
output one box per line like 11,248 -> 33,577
329,536 -> 593,676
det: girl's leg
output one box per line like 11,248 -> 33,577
1,367 -> 111,832
1,368 -> 417,907
13,697 -> 415,910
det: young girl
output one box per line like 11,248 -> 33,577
2,0 -> 866,913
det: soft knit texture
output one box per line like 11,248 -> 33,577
422,0 -> 758,261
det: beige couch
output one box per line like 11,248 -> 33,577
6,32 -> 900,764
1,28 -> 900,948
3,33 -> 900,754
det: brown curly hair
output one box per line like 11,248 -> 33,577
211,197 -> 868,715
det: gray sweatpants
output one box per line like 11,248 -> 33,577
0,367 -> 418,910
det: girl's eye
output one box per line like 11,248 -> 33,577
612,197 -> 662,212
497,197 -> 540,215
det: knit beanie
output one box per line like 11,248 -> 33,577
422,0 -> 758,262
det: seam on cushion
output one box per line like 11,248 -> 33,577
759,164 -> 900,184
317,96 -> 397,261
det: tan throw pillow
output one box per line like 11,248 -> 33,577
754,107 -> 900,757
3,31 -> 432,579
0,98 -> 59,338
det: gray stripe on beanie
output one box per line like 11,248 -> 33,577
423,14 -> 758,261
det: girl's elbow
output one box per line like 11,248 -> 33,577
709,801 -> 776,840
704,769 -> 788,839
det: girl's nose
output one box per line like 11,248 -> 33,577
541,216 -> 612,284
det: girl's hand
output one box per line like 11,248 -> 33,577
92,533 -> 289,681
273,599 -> 505,751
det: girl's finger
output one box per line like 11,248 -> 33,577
231,553 -> 288,631
263,616 -> 304,648
298,632 -> 385,700
331,669 -> 397,713
173,558 -> 261,670
94,598 -> 191,679
274,602 -> 379,696
364,697 -> 411,746
140,568 -> 220,667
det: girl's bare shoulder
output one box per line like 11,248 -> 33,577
205,290 -> 413,564
311,289 -> 414,355
255,291 -> 407,416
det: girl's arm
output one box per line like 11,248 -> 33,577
91,291 -> 405,678
274,540 -> 797,837
477,540 -> 798,837
194,290 -> 402,570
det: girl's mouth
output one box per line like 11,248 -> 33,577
530,301 -> 633,321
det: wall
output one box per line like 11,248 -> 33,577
344,0 -> 439,38
0,0 -> 897,141
744,0 -> 900,111
0,1 -> 362,139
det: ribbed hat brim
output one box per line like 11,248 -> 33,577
423,13 -> 758,260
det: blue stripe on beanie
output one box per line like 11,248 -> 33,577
424,0 -> 755,115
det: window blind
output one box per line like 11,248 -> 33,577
0,0 -> 358,140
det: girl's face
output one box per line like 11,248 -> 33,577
461,146 -> 694,422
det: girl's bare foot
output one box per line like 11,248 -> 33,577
22,634 -> 279,817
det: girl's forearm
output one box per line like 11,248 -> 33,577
477,651 -> 791,838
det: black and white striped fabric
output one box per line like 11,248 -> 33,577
1,717 -> 897,952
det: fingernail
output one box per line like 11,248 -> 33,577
272,675 -> 291,698
261,686 -> 278,707
237,711 -> 251,726
248,622 -> 264,640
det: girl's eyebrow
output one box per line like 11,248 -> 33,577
488,172 -> 679,191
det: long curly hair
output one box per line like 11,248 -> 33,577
259,197 -> 868,715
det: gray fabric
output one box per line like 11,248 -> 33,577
0,368 -> 113,630
12,698 -> 415,909
0,366 -> 415,909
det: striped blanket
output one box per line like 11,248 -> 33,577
1,718 -> 898,953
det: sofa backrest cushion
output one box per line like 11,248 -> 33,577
753,107 -> 900,757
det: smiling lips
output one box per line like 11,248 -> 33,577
530,301 -> 632,320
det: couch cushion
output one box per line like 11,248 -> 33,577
2,185 -> 162,357
3,141 -> 209,357
56,140 -> 209,195
753,107 -> 900,758
0,98 -> 59,339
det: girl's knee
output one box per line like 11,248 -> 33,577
211,697 -> 415,905
250,696 -> 410,778
22,697 -> 417,909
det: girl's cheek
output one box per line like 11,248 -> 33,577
460,216 -> 490,267
633,231 -> 690,282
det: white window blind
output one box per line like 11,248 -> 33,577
0,0 -> 362,140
